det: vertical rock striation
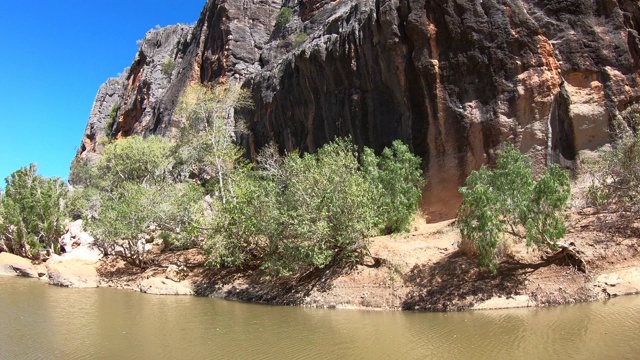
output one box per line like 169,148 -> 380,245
78,0 -> 640,220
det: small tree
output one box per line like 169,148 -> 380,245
69,156 -> 97,187
0,164 -> 67,258
174,83 -> 252,204
275,7 -> 293,30
208,138 -> 378,276
586,132 -> 640,221
362,140 -> 424,234
458,144 -> 570,272
160,59 -> 176,78
88,182 -> 204,267
96,135 -> 173,189
84,136 -> 204,267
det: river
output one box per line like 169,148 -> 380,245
1,276 -> 639,359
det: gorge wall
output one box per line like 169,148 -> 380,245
78,0 -> 640,220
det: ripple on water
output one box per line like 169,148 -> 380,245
1,276 -> 640,360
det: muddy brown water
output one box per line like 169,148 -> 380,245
1,276 -> 639,360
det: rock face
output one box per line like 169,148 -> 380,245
77,0 -> 640,220
78,24 -> 194,158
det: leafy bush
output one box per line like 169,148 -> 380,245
275,7 -> 293,30
586,132 -> 640,219
82,136 -> 205,267
362,140 -> 424,234
68,156 -> 96,187
65,186 -> 100,221
208,138 -> 424,276
96,135 -> 173,189
88,182 -> 204,267
292,32 -> 308,47
0,164 -> 68,258
457,144 -> 570,272
105,105 -> 119,135
161,59 -> 176,78
209,139 -> 377,275
174,83 -> 252,203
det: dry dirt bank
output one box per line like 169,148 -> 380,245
95,212 -> 640,311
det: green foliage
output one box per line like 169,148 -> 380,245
458,144 -> 570,272
0,164 -> 68,258
275,7 -> 293,30
209,138 -> 377,276
292,32 -> 308,47
106,105 -> 119,135
586,132 -> 640,218
96,135 -> 173,189
82,136 -> 205,267
68,156 -> 97,187
87,182 -> 204,267
362,140 -> 424,234
161,58 -> 176,78
174,83 -> 252,204
208,138 -> 424,277
65,186 -> 100,221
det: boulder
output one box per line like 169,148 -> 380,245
61,245 -> 103,263
46,255 -> 99,288
595,268 -> 640,297
139,277 -> 193,295
60,219 -> 95,253
165,264 -> 188,282
0,252 -> 39,278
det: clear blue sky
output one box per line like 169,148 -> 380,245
0,1 -> 205,187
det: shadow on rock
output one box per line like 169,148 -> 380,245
192,263 -> 353,306
402,252 -> 531,311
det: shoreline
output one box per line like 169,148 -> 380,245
2,215 -> 639,312
2,254 -> 639,312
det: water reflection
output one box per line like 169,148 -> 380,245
1,276 -> 639,360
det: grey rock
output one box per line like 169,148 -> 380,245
46,255 -> 99,288
139,277 -> 194,295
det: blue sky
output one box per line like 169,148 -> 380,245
0,1 -> 205,187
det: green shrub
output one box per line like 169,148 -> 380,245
161,59 -> 175,78
209,138 -> 378,275
207,138 -> 425,276
68,156 -> 96,187
82,135 -> 205,267
105,105 -> 119,135
362,140 -> 424,234
65,186 -> 100,221
458,144 -> 570,272
87,182 -> 204,267
292,32 -> 308,47
96,135 -> 173,189
174,83 -> 252,204
276,7 -> 293,30
0,164 -> 68,258
586,132 -> 640,219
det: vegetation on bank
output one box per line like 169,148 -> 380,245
457,144 -> 571,273
0,164 -> 67,258
1,79 -> 637,278
0,83 -> 424,277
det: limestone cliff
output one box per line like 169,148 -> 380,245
77,0 -> 640,220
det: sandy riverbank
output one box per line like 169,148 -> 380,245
85,213 -> 640,312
